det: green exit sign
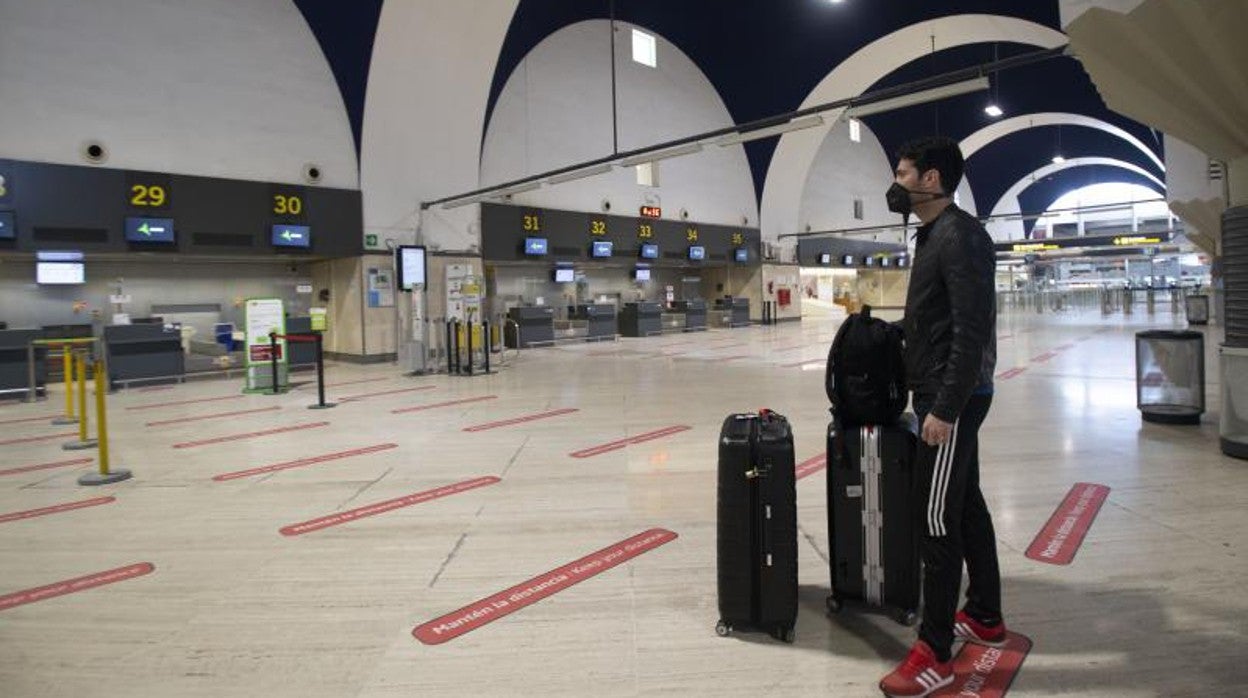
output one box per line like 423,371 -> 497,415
365,233 -> 378,248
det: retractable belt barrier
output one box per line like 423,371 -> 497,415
26,336 -> 97,406
444,320 -> 492,377
268,332 -> 335,409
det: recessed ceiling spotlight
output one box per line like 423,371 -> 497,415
984,104 -> 1004,118
1052,155 -> 1066,164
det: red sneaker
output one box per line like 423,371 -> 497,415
953,610 -> 1007,647
879,640 -> 953,697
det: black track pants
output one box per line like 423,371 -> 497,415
912,393 -> 1001,661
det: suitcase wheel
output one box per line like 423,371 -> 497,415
825,595 -> 842,615
715,620 -> 732,637
894,609 -> 918,627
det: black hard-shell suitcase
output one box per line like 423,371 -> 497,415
825,414 -> 921,625
716,410 -> 798,643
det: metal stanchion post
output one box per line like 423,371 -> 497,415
465,321 -> 474,376
79,358 -> 131,486
453,320 -> 462,375
269,332 -> 280,394
52,345 -> 77,424
483,320 -> 491,374
63,351 -> 97,451
25,342 -> 37,404
445,321 -> 454,375
308,332 -> 336,409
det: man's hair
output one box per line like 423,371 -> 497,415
896,136 -> 964,195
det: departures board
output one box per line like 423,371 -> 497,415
0,158 -> 362,258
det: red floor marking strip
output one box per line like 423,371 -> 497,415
462,407 -> 579,432
323,377 -> 391,388
1025,483 -> 1110,565
0,431 -> 78,447
1030,352 -> 1058,363
781,360 -> 821,368
715,355 -> 749,362
212,443 -> 398,482
391,395 -> 498,414
172,421 -> 330,449
0,457 -> 95,477
0,496 -> 116,525
145,405 -> 280,427
933,632 -> 1032,697
795,453 -> 827,480
569,425 -> 691,458
996,367 -> 1028,381
0,413 -> 60,426
0,562 -> 154,612
707,342 -> 748,350
338,385 -> 436,402
1055,343 -> 1075,351
126,394 -> 244,411
413,528 -> 677,645
280,476 -> 500,536
137,385 -> 175,393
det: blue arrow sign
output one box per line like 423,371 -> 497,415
272,224 -> 311,248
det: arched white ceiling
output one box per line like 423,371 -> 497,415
760,15 -> 1067,246
989,156 -> 1165,218
960,112 -> 1164,170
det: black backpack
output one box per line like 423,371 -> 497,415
825,305 -> 907,426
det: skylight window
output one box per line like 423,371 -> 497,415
632,29 -> 657,68
848,118 -> 861,143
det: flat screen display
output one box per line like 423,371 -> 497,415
735,248 -> 749,262
640,243 -> 659,259
864,256 -> 877,267
688,245 -> 706,261
591,240 -> 613,258
524,237 -> 548,255
841,254 -> 855,265
634,267 -> 651,281
818,253 -> 832,265
881,256 -> 893,267
124,217 -> 175,244
396,245 -> 427,290
272,224 -> 311,248
37,261 -> 84,285
896,256 -> 909,268
554,267 -> 574,283
0,211 -> 14,240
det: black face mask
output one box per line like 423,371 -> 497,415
885,182 -> 945,218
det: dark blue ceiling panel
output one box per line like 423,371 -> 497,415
292,0 -> 384,164
965,123 -> 1162,216
489,1 -> 1062,199
1016,165 -> 1165,237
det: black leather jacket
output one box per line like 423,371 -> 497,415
902,205 -> 997,422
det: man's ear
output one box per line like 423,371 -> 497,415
921,168 -> 943,193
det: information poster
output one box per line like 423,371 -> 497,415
244,298 -> 287,392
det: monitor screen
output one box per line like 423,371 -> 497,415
591,240 -> 613,258
688,245 -> 706,261
639,243 -> 659,259
818,253 -> 832,265
864,256 -> 877,267
735,248 -> 749,262
0,211 -> 14,240
841,254 -> 855,265
634,267 -> 651,281
554,267 -> 574,283
37,261 -> 84,285
124,217 -> 175,244
524,237 -> 548,255
396,245 -> 427,290
881,256 -> 893,267
896,256 -> 909,268
272,224 -> 311,248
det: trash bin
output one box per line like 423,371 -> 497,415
1220,346 -> 1248,459
1135,330 -> 1204,424
1184,294 -> 1209,325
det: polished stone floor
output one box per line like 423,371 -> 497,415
0,303 -> 1243,697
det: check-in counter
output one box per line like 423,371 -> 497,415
285,317 -> 317,366
619,302 -> 663,337
672,300 -> 707,330
104,324 -> 185,388
571,304 -> 618,340
505,306 -> 555,348
713,297 -> 751,327
0,329 -> 47,396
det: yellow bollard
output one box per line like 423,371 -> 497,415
79,358 -> 131,485
62,351 -> 97,451
51,347 -> 77,425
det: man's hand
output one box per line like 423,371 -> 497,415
922,414 -> 953,446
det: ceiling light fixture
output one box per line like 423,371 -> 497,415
984,104 -> 1004,118
1052,155 -> 1066,164
617,142 -> 703,167
545,163 -> 615,185
843,76 -> 990,119
715,115 -> 825,146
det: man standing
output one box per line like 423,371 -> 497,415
878,137 -> 1006,698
